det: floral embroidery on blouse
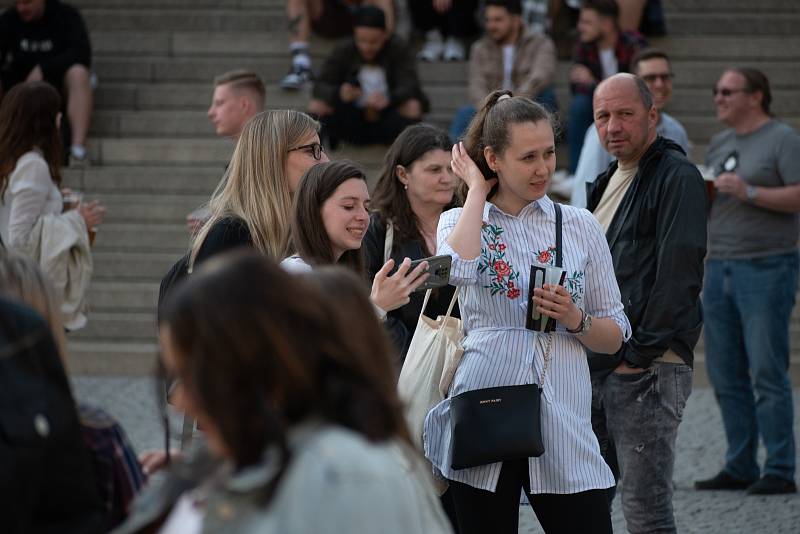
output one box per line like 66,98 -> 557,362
479,223 -> 521,299
532,245 -> 585,304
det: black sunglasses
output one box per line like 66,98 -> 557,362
289,142 -> 325,160
712,87 -> 749,97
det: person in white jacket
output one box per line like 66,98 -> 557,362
0,81 -> 105,329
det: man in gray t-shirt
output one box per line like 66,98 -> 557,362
696,68 -> 800,496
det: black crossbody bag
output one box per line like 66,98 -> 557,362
449,203 -> 562,470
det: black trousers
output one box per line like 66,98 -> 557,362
322,102 -> 419,146
407,0 -> 478,38
448,459 -> 613,534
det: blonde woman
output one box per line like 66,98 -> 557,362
189,109 -> 329,270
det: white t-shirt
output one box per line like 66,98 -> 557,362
502,45 -> 516,90
356,65 -> 388,109
599,48 -> 618,80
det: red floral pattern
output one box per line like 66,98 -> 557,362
479,224 -> 520,298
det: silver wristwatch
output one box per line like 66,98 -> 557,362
567,309 -> 593,336
746,185 -> 758,203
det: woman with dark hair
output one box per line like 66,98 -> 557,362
283,159 -> 430,317
116,253 -> 452,533
362,123 -> 459,358
0,81 -> 105,330
423,90 -> 630,533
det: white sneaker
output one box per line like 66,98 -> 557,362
418,30 -> 443,62
443,37 -> 465,62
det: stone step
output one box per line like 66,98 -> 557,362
93,251 -> 182,281
88,281 -> 158,311
665,13 -> 800,35
73,0 -> 281,8
87,192 -> 207,223
92,56 -> 800,89
90,29 -> 800,64
87,223 -> 189,253
65,339 -> 158,375
71,311 -> 157,342
91,30 -> 336,58
63,166 -> 223,194
663,0 -> 798,12
82,9 -> 284,32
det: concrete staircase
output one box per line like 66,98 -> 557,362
62,0 -> 800,380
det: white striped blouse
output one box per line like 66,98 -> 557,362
423,195 -> 631,494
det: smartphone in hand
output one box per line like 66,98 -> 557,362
408,255 -> 452,291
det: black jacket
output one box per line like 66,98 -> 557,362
362,213 -> 458,362
312,35 -> 429,112
0,0 -> 91,87
0,298 -> 104,534
586,136 -> 707,370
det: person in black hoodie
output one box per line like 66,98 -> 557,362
585,73 -> 706,533
0,0 -> 93,163
308,5 -> 428,147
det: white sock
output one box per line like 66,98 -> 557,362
71,145 -> 87,159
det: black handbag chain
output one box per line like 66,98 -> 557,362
536,203 -> 562,389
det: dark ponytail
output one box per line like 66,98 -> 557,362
459,89 -> 553,202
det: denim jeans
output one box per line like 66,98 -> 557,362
703,251 -> 799,482
567,92 -> 594,174
592,363 -> 692,534
448,87 -> 559,143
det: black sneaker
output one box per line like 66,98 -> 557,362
695,471 -> 757,490
280,65 -> 312,91
746,475 -> 797,495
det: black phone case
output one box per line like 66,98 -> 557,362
525,266 -> 566,332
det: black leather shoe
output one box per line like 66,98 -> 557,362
746,475 -> 797,495
695,471 -> 756,490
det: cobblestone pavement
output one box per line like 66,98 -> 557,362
71,377 -> 799,533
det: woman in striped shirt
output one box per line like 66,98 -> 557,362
423,90 -> 630,534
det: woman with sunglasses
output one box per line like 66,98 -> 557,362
283,160 -> 430,323
188,109 -> 329,270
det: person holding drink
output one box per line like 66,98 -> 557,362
422,90 -> 630,534
0,81 -> 104,329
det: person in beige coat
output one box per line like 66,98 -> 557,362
449,0 -> 556,141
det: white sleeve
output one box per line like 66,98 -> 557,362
7,157 -> 57,248
436,208 -> 480,286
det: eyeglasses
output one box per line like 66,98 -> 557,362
712,87 -> 749,98
288,142 -> 325,160
641,73 -> 673,83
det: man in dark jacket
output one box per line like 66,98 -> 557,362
0,297 -> 104,534
0,0 -> 93,164
585,73 -> 707,533
308,5 -> 427,146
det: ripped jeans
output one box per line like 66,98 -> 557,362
592,363 -> 692,534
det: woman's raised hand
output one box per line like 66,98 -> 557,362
451,141 -> 496,197
370,258 -> 430,313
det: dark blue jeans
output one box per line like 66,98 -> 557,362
566,92 -> 594,174
703,251 -> 799,482
593,363 -> 692,534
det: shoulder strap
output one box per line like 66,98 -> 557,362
383,219 -> 394,264
554,203 -> 562,268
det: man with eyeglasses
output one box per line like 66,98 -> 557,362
695,68 -> 800,496
570,48 -> 689,207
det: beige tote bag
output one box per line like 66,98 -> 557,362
397,287 -> 463,466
